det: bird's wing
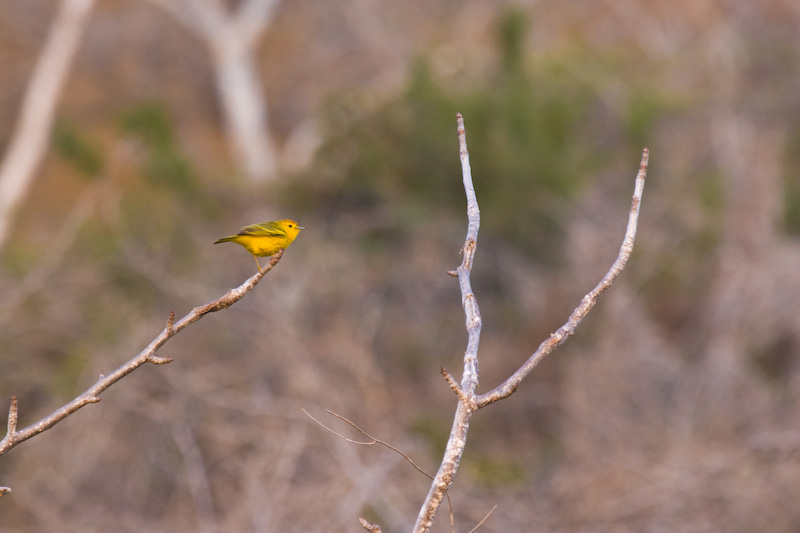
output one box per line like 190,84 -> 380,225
237,222 -> 286,238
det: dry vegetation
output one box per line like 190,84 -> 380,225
1,0 -> 800,532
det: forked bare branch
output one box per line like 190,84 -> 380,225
408,114 -> 649,533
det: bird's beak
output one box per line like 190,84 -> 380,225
298,225 -> 306,230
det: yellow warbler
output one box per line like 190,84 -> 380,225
214,219 -> 305,272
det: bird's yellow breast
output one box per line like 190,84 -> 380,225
231,234 -> 292,257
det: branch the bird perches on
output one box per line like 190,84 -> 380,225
0,251 -> 286,475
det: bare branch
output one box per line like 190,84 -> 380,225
476,148 -> 649,407
0,250 -> 285,467
455,117 -> 482,399
413,116 -> 649,533
6,396 -> 18,436
413,113 -> 480,533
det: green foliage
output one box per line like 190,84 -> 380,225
309,58 -> 460,215
120,101 -> 197,195
53,346 -> 91,397
293,8 -> 612,263
0,240 -> 42,276
694,170 -> 725,253
749,333 -> 796,384
624,93 -> 662,148
409,413 -> 450,458
469,455 -> 528,488
783,126 -> 800,236
52,119 -> 104,177
497,7 -> 527,73
112,100 -> 220,270
785,176 -> 800,236
77,221 -> 121,262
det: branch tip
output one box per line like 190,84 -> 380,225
7,395 -> 19,434
359,518 -> 383,532
441,367 -> 469,401
148,355 -> 174,365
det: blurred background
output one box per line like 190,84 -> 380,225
1,0 -> 800,531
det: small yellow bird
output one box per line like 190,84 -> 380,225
214,219 -> 305,272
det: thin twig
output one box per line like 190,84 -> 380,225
302,409 -> 433,479
440,367 -> 461,394
302,409 -> 374,445
0,250 -> 284,469
6,396 -> 18,436
467,504 -> 498,533
359,518 -> 383,532
306,408 -> 459,532
166,310 -> 175,335
440,367 -> 471,406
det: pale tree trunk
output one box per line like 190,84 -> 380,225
148,0 -> 280,182
212,28 -> 277,183
0,0 -> 95,249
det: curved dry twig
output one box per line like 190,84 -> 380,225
303,409 -> 433,480
0,251 -> 284,484
467,504 -> 498,533
304,407 -> 463,533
